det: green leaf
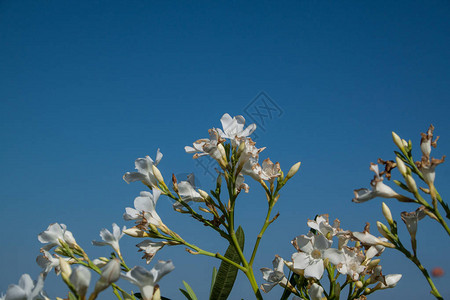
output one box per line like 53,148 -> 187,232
68,292 -> 77,300
121,290 -> 135,300
209,267 -> 218,298
180,281 -> 198,300
180,289 -> 191,299
210,226 -> 245,300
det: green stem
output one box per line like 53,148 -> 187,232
249,201 -> 275,266
414,192 -> 450,237
396,242 -> 443,300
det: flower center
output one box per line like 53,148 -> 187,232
311,249 -> 322,259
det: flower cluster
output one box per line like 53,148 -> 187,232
261,214 -> 401,300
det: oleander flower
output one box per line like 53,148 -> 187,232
307,214 -> 340,238
420,125 -> 439,159
336,247 -> 366,281
353,163 -> 405,203
4,274 -> 45,300
308,283 -> 325,300
123,149 -> 163,189
217,113 -> 256,145
38,223 -> 78,251
260,255 -> 288,293
93,259 -> 121,294
92,223 -> 126,256
185,129 -> 227,168
121,260 -> 175,300
401,205 -> 427,255
123,190 -> 162,227
415,156 -> 445,185
173,174 -> 203,210
136,240 -> 166,264
36,250 -> 61,277
242,157 -> 281,183
292,234 -> 344,280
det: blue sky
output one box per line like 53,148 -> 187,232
1,1 -> 449,299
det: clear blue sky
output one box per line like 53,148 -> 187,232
1,1 -> 449,299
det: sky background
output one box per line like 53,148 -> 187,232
1,1 -> 450,299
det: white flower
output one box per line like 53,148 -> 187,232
36,250 -> 61,276
92,223 -> 126,256
415,156 -> 445,185
4,274 -> 45,300
185,129 -> 227,168
379,274 -> 402,289
217,113 -> 256,144
260,255 -> 288,293
307,214 -> 340,238
308,283 -> 325,300
70,266 -> 91,297
123,149 -> 163,188
136,240 -> 166,264
292,234 -> 344,280
353,163 -> 400,203
123,190 -> 162,227
242,157 -> 281,183
173,174 -> 203,210
336,247 -> 366,281
38,223 -> 77,251
121,260 -> 175,300
420,125 -> 439,159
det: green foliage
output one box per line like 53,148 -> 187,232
210,226 -> 245,300
180,280 -> 198,300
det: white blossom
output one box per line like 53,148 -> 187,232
121,260 -> 174,300
217,113 -> 256,145
260,256 -> 288,293
38,223 -> 77,251
92,223 -> 126,256
123,190 -> 162,227
123,149 -> 163,188
4,274 -> 45,300
136,240 -> 165,264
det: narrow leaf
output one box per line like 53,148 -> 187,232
210,267 -> 218,298
179,289 -> 192,300
182,281 -> 198,300
210,226 -> 245,300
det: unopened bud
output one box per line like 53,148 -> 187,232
355,281 -> 363,289
376,221 -> 391,240
237,141 -> 246,157
405,174 -> 418,193
70,265 -> 91,297
217,144 -> 227,162
367,259 -> 380,270
93,259 -> 121,294
381,202 -> 394,225
152,165 -> 165,186
364,288 -> 371,294
392,132 -> 404,151
286,162 -> 301,180
123,227 -> 151,238
59,257 -> 72,279
198,189 -> 210,201
153,286 -> 161,300
172,174 -> 178,193
395,157 -> 408,176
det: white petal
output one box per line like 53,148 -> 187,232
304,259 -> 324,280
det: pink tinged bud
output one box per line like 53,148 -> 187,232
392,132 -> 404,151
286,162 -> 301,180
381,202 -> 393,225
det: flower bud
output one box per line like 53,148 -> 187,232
93,258 -> 121,294
123,227 -> 151,238
152,165 -> 165,186
217,143 -> 227,161
381,202 -> 394,225
286,162 -> 301,180
395,157 -> 408,176
392,132 -> 404,151
70,265 -> 91,297
405,174 -> 418,193
172,174 -> 178,193
367,259 -> 380,270
236,141 -> 246,158
197,189 -> 210,201
376,221 -> 391,240
59,257 -> 72,279
355,281 -> 363,289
